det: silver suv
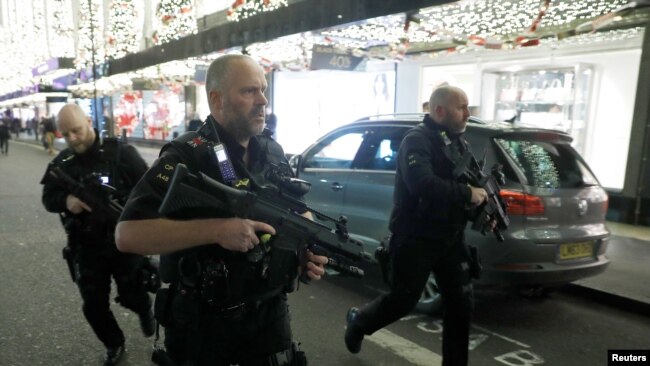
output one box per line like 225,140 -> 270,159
290,114 -> 610,313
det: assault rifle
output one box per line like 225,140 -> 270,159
45,166 -> 123,222
158,163 -> 367,279
454,152 -> 510,242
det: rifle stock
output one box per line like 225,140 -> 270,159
159,164 -> 367,278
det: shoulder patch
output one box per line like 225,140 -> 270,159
187,136 -> 209,148
147,157 -> 178,190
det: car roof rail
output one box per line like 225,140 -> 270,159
468,116 -> 486,124
354,113 -> 425,122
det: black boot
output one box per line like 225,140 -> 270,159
104,344 -> 125,366
345,307 -> 364,354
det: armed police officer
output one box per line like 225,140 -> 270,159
344,86 -> 492,366
115,54 -> 327,366
41,104 -> 155,365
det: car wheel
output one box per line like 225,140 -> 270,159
415,272 -> 443,314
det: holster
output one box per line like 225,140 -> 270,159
270,341 -> 307,366
374,235 -> 391,284
62,245 -> 77,283
140,256 -> 162,294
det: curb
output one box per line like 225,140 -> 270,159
563,283 -> 650,317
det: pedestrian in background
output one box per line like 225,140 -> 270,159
187,112 -> 203,131
42,116 -> 57,155
265,107 -> 278,138
41,104 -> 155,366
33,116 -> 41,142
11,115 -> 21,139
0,117 -> 10,155
344,86 -> 492,366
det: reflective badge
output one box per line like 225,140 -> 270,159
440,131 -> 452,146
213,143 -> 238,184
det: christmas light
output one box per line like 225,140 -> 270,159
106,0 -> 141,59
0,0 -> 644,98
48,0 -> 76,57
227,0 -> 288,22
153,0 -> 198,45
75,0 -> 105,70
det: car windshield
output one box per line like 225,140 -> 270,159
495,137 -> 599,189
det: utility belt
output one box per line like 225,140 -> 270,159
155,254 -> 288,327
204,286 -> 284,321
154,283 -> 285,329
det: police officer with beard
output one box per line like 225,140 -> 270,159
115,54 -> 327,366
344,86 -> 491,366
41,104 -> 155,366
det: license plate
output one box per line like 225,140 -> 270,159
559,242 -> 594,260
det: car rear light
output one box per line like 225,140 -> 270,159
499,189 -> 545,216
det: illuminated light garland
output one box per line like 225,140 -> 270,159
318,0 -> 632,59
0,0 -> 644,96
31,0 -> 49,61
75,0 -> 105,70
0,3 -> 33,95
48,0 -> 75,57
227,0 -> 288,22
153,0 -> 197,45
106,0 -> 140,59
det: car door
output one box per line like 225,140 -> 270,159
339,125 -> 410,250
299,127 -> 365,221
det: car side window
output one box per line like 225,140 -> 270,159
303,131 -> 364,169
352,127 -> 407,171
494,138 -> 598,188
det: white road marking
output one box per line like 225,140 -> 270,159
472,325 -> 530,348
362,310 -> 535,363
469,333 -> 489,350
366,328 -> 443,366
400,314 -> 426,322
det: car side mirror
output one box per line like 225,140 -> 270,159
289,154 -> 303,178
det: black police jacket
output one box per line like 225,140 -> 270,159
41,132 -> 148,240
120,116 -> 301,307
389,115 -> 473,238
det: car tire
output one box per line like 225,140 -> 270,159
415,272 -> 443,314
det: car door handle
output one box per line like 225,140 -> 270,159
331,182 -> 344,191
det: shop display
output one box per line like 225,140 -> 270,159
114,91 -> 142,137
485,64 -> 593,155
142,86 -> 185,140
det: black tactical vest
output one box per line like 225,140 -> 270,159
157,125 -> 299,308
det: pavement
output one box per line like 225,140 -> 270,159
12,132 -> 650,310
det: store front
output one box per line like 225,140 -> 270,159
397,31 -> 644,192
272,61 -> 396,154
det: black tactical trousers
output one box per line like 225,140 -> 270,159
354,233 -> 474,366
74,239 -> 151,349
164,294 -> 293,366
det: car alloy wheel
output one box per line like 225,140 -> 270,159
416,272 -> 443,314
